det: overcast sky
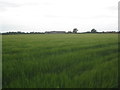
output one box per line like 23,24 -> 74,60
0,0 -> 119,32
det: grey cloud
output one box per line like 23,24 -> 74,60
0,1 -> 40,12
93,15 -> 117,19
0,24 -> 25,32
44,15 -> 62,18
0,1 -> 19,7
107,6 -> 118,11
0,1 -> 22,12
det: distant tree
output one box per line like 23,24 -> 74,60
91,29 -> 97,33
67,31 -> 72,33
73,28 -> 78,33
86,31 -> 91,33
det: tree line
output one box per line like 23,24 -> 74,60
1,28 -> 119,35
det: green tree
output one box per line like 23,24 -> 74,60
73,28 -> 78,33
91,29 -> 97,33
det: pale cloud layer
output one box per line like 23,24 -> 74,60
0,0 -> 119,32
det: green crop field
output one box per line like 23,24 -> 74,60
2,34 -> 118,88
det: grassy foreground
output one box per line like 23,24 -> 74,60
2,34 -> 118,88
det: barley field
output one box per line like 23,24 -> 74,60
2,34 -> 118,88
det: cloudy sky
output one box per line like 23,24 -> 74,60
0,0 -> 119,32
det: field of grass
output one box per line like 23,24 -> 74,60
2,34 -> 118,88
0,34 -> 2,89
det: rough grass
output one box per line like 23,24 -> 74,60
0,35 -> 2,89
2,34 -> 118,88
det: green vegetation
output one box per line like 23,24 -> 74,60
2,34 -> 118,88
0,35 -> 2,89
